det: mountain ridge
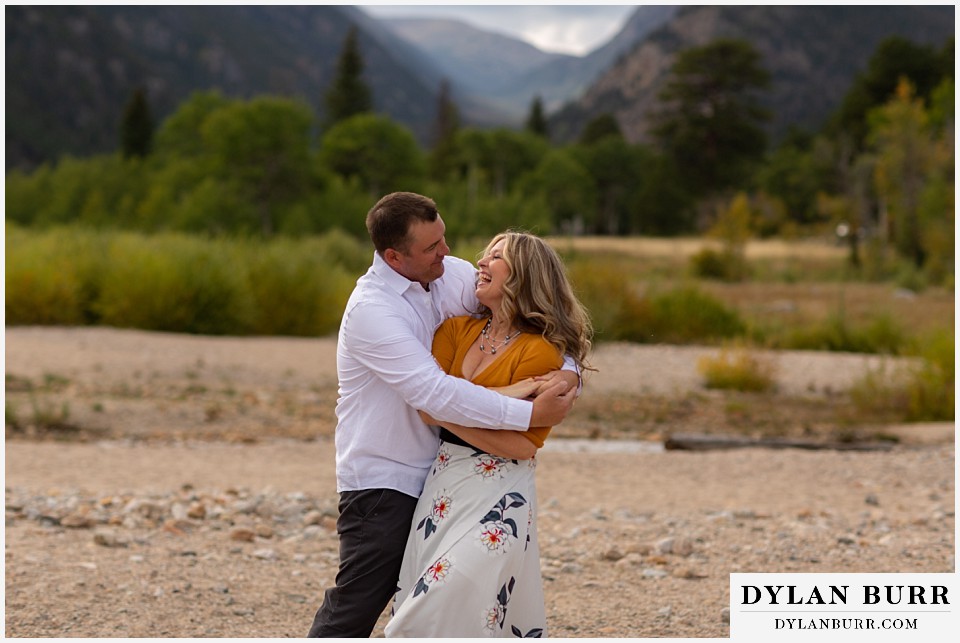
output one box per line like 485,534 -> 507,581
6,5 -> 954,171
549,4 -> 954,144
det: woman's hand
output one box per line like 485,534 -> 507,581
532,369 -> 580,396
491,378 -> 539,400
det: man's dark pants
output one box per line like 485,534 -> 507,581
307,488 -> 418,637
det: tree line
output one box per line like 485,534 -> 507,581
5,30 -> 954,284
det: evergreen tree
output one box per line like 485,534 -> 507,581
831,36 -> 950,150
324,26 -> 372,128
429,79 -> 461,180
579,113 -> 623,145
525,95 -> 549,139
651,38 -> 770,199
120,86 -> 154,159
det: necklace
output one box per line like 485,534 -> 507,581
479,318 -> 519,355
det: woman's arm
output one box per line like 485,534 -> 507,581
419,380 -> 541,459
420,411 -> 538,460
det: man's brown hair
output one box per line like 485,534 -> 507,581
366,192 -> 439,255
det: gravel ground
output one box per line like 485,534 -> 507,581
4,327 -> 956,638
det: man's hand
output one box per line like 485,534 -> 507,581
529,377 -> 576,427
532,369 -> 581,396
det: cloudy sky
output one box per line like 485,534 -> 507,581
357,4 -> 638,56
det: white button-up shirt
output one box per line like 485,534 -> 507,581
334,252 -> 532,498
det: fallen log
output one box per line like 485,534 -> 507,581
663,433 -> 895,452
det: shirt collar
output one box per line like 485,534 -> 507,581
372,251 -> 427,296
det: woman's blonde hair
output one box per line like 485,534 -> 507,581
479,231 -> 594,372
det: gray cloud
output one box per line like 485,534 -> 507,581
358,5 -> 637,55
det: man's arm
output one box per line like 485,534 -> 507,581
343,301 -> 533,430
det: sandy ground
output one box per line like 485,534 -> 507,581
4,326 -> 956,638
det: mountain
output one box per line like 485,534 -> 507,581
548,4 -> 955,144
380,17 -> 567,126
383,7 -> 679,123
8,5 -> 954,171
5,4 -> 447,170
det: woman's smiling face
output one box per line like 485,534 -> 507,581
476,238 -> 510,310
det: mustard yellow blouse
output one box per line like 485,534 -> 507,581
432,315 -> 563,447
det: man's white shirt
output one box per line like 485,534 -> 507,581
334,252 -> 533,498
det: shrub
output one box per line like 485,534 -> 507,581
7,226 -> 364,337
5,225 -> 107,325
849,330 -> 954,422
568,261 -> 745,345
646,285 -> 746,343
95,233 -> 255,335
782,312 -> 907,354
690,247 -> 750,281
244,236 -> 356,336
698,346 -> 777,392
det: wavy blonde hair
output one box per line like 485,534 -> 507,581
478,231 -> 594,372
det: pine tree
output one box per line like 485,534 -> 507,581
429,79 -> 461,180
120,86 -> 154,159
324,26 -> 372,127
651,38 -> 770,198
525,95 -> 549,139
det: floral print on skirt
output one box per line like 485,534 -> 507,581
385,440 -> 546,638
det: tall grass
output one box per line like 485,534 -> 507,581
6,225 -> 367,336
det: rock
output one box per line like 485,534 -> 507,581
171,503 -> 188,521
320,516 -> 338,532
865,493 -> 880,507
303,510 -> 324,526
93,529 -> 127,548
626,542 -> 654,556
658,606 -> 673,617
642,568 -> 668,579
61,513 -> 94,529
230,528 -> 256,542
254,524 -> 274,539
615,553 -> 643,568
162,519 -> 195,535
560,563 -> 583,574
654,536 -> 693,555
252,548 -> 276,560
673,567 -> 706,579
187,502 -> 207,519
721,607 -> 731,623
124,499 -> 166,521
601,547 -> 624,562
672,537 -> 695,557
655,537 -> 674,554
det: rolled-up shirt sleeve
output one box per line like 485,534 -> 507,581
341,300 -> 531,431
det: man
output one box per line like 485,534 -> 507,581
307,192 -> 578,637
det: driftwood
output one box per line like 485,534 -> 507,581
663,433 -> 896,452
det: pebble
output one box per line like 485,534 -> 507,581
6,484 -> 346,553
230,528 -> 256,542
93,529 -> 127,548
601,547 -> 624,561
61,514 -> 94,529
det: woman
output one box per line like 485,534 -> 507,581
385,231 -> 593,638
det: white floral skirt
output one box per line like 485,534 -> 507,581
385,440 -> 546,638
